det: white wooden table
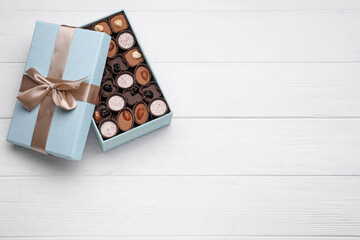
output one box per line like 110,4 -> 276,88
1,0 -> 360,239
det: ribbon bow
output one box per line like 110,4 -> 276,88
17,68 -> 88,111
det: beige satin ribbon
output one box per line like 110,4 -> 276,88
17,25 -> 100,155
17,68 -> 87,111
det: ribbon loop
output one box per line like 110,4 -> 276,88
17,68 -> 87,111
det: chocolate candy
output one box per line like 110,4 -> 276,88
150,98 -> 168,117
110,14 -> 129,33
123,88 -> 143,105
124,48 -> 144,67
107,94 -> 125,112
100,108 -> 110,118
94,111 -> 101,123
103,67 -> 112,79
100,78 -> 117,97
130,86 -> 139,96
94,102 -> 112,123
116,72 -> 134,89
108,39 -> 117,58
135,65 -> 151,85
108,55 -> 128,73
141,83 -> 162,102
93,21 -> 112,35
117,31 -> 135,50
117,109 -> 134,131
103,84 -> 113,92
144,90 -> 153,98
84,11 -> 171,140
100,120 -> 118,138
134,102 -> 149,125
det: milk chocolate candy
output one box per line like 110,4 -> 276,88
110,14 -> 129,33
134,102 -> 149,125
108,39 -> 117,58
93,21 -> 112,35
117,108 -> 134,132
135,64 -> 151,85
124,48 -> 144,67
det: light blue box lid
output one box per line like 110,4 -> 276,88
7,21 -> 111,161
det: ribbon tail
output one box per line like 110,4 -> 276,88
17,85 -> 50,111
52,90 -> 77,110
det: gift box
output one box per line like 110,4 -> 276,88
7,21 -> 111,160
82,11 -> 173,151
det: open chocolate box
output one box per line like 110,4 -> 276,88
82,11 -> 173,151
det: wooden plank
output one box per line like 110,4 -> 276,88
0,176 -> 359,236
2,118 -> 360,176
2,62 -> 360,118
1,11 -> 360,63
1,0 -> 360,11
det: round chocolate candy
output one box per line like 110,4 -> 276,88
150,98 -> 168,117
107,94 -> 125,112
134,102 -> 149,125
116,72 -> 134,89
117,31 -> 135,50
99,120 -> 118,139
117,108 -> 134,132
